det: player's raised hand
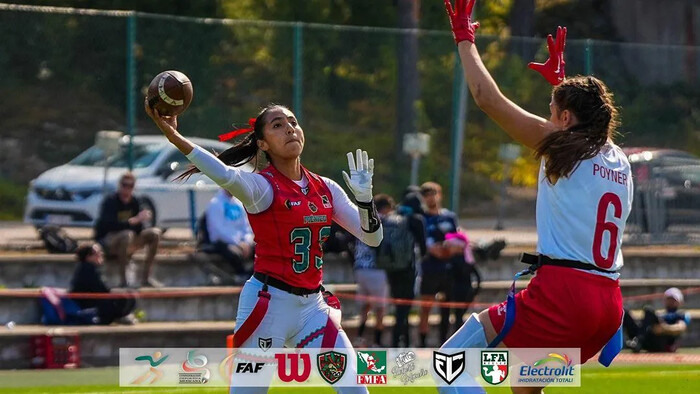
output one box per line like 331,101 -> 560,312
144,97 -> 178,136
342,149 -> 374,203
444,0 -> 480,44
528,26 -> 567,86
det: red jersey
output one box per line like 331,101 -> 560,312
247,165 -> 334,289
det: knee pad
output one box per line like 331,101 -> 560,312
441,313 -> 487,349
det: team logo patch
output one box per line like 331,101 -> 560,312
481,350 -> 508,385
258,337 -> 272,351
317,351 -> 347,384
357,350 -> 387,384
321,195 -> 331,209
433,351 -> 465,385
308,202 -> 318,213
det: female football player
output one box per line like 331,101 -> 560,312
146,102 -> 380,393
441,0 -> 633,392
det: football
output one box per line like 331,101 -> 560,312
146,70 -> 193,116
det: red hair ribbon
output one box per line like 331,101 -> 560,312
218,118 -> 256,142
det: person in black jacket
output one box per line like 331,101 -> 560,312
94,172 -> 161,287
387,188 -> 427,348
70,243 -> 137,324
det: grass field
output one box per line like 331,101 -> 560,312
0,364 -> 698,394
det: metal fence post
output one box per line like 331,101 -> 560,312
188,189 -> 197,235
293,22 -> 304,124
584,38 -> 593,75
126,12 -> 137,170
449,50 -> 467,213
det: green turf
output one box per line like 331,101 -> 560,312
0,364 -> 698,393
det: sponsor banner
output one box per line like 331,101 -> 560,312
119,348 -> 580,387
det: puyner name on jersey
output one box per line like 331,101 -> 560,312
592,163 -> 628,186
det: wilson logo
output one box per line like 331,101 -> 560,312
275,353 -> 311,383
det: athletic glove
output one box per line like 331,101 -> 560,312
528,26 -> 567,86
342,149 -> 374,203
444,0 -> 480,44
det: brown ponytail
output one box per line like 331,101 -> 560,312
175,104 -> 288,181
535,76 -> 619,182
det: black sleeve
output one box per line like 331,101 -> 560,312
95,196 -> 119,240
70,263 -> 110,294
408,214 -> 427,258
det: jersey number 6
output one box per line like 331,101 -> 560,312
592,192 -> 623,269
290,226 -> 331,273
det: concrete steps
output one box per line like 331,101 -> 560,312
2,247 -> 700,289
2,310 -> 699,370
2,279 -> 699,325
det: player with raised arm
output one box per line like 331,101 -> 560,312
145,102 -> 381,393
440,1 -> 633,393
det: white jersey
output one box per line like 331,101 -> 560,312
536,142 -> 633,280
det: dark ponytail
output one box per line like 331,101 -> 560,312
535,76 -> 619,183
175,104 -> 288,181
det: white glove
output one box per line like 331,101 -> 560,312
342,149 -> 374,203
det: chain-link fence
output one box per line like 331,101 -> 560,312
1,3 -> 698,239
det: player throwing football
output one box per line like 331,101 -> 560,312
440,1 -> 633,392
146,102 -> 380,393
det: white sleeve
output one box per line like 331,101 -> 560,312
323,177 -> 382,247
186,145 -> 273,213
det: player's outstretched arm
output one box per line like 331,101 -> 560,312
444,0 -> 556,150
144,98 -> 273,212
144,98 -> 195,155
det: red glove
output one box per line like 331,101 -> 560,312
528,26 -> 567,86
444,0 -> 480,44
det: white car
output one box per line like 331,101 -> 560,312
24,135 -> 245,229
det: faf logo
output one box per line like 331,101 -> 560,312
179,350 -> 211,384
317,351 -> 347,384
356,351 -> 387,384
131,351 -> 169,385
433,351 -> 465,385
481,350 -> 508,385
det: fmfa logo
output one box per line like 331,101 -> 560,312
481,350 -> 508,385
356,351 -> 387,384
275,353 -> 311,382
433,351 -> 465,385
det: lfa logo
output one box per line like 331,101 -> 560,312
481,350 -> 508,385
274,353 -> 311,383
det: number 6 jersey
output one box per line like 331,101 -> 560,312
536,142 -> 633,279
248,164 -> 334,289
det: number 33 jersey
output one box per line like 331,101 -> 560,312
247,165 -> 333,289
536,142 -> 633,278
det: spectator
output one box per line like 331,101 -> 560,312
70,243 -> 137,325
623,287 -> 691,353
94,172 -> 162,288
198,188 -> 255,280
353,194 -> 393,347
444,231 -> 482,331
389,189 -> 427,348
417,181 -> 460,347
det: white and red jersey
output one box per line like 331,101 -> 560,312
536,142 -> 633,279
247,165 -> 333,289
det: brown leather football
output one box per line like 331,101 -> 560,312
146,70 -> 193,116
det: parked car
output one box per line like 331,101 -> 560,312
24,135 -> 246,229
623,147 -> 700,231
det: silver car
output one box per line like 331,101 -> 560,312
24,135 -> 243,229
